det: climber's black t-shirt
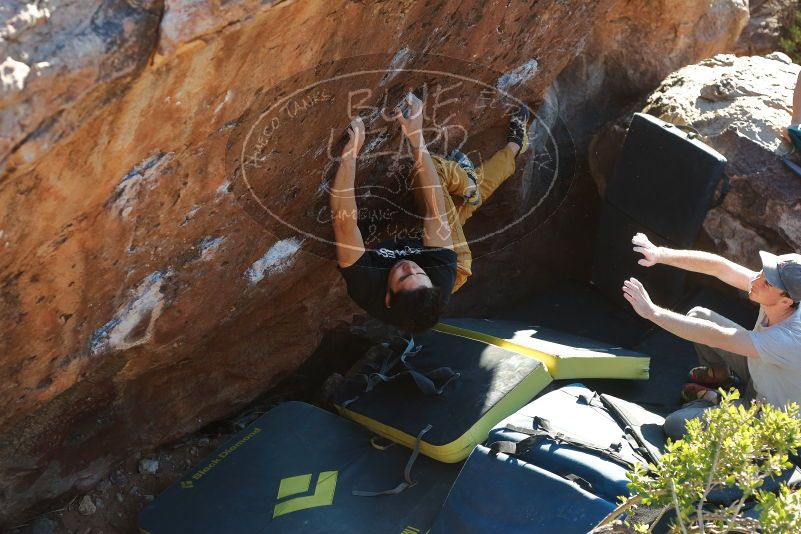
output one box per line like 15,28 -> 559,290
338,238 -> 457,323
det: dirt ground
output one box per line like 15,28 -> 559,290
5,427 -> 229,534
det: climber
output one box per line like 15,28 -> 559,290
331,93 -> 531,332
621,232 -> 801,440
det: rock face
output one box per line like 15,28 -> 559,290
449,0 -> 748,314
552,0 -> 750,147
592,53 -> 801,270
735,0 -> 797,56
0,0 -> 164,177
0,0 -> 749,524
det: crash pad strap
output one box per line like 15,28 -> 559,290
490,418 -> 639,471
353,424 -> 433,497
343,337 -> 460,408
599,394 -> 662,467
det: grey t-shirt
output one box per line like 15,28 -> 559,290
747,306 -> 801,408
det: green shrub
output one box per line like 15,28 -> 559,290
779,9 -> 801,64
595,391 -> 801,533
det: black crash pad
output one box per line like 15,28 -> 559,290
592,113 -> 727,309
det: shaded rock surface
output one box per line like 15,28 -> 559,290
591,53 -> 801,269
734,0 -> 798,56
0,0 -> 749,525
550,0 -> 749,148
449,0 -> 748,314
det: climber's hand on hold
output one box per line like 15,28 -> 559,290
394,93 -> 425,148
342,116 -> 365,162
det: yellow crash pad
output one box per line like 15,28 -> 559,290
435,318 -> 649,381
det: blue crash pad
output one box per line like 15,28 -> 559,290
430,445 -> 615,534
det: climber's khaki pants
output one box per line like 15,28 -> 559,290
430,146 -> 516,293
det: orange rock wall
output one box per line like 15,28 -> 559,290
0,0 -> 747,523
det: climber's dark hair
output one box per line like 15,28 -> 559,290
386,286 -> 446,333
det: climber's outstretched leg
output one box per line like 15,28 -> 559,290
457,106 -> 531,225
427,106 -> 531,292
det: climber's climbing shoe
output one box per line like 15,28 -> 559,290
508,105 -> 531,156
688,366 -> 733,388
680,382 -> 719,404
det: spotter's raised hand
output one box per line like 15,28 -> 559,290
632,232 -> 660,267
622,277 -> 656,320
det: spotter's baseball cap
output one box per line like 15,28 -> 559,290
759,251 -> 801,302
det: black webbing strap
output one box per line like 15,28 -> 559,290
598,394 -> 661,468
352,424 -> 433,497
579,392 -> 649,458
342,337 -> 460,408
564,473 -> 594,493
576,392 -> 596,406
576,391 -> 655,468
398,347 -> 460,396
489,416 -> 637,471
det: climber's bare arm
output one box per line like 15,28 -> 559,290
410,137 -> 452,250
331,117 -> 366,268
622,278 -> 758,358
394,94 -> 453,250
